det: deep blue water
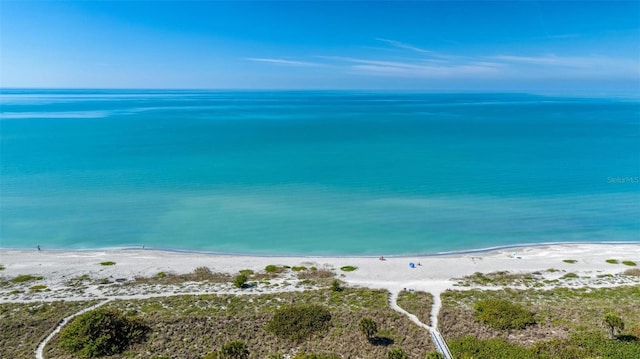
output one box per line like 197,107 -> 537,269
1,90 -> 639,255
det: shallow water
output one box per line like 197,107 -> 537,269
1,90 -> 638,254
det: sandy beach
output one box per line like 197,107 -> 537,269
2,243 -> 639,304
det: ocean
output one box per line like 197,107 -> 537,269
1,90 -> 638,255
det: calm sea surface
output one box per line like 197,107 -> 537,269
1,90 -> 638,255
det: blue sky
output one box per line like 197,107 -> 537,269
1,1 -> 639,92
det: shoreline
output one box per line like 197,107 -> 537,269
2,240 -> 639,259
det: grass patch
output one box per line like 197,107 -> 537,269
11,274 -> 43,283
562,259 -> 577,264
622,260 -> 637,266
456,271 -> 541,287
100,261 -> 116,266
396,290 -> 433,325
29,285 -> 48,292
606,259 -> 619,264
292,266 -> 308,272
561,272 -> 579,279
339,265 -> 357,272
156,272 -> 167,278
0,265 -> 5,271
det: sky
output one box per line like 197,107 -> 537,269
1,0 -> 639,92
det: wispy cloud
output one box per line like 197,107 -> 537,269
247,39 -> 639,81
375,38 -> 436,55
246,58 -> 321,67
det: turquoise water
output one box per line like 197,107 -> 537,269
1,90 -> 639,255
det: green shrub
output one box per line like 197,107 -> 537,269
331,279 -> 342,292
100,261 -> 116,266
29,285 -> 47,292
265,304 -> 331,342
474,299 -> 536,330
387,348 -> 407,359
218,340 -> 249,359
239,269 -> 254,275
292,266 -> 308,271
292,354 -> 341,359
561,272 -> 579,279
450,336 -> 535,359
424,352 -> 445,359
11,274 -> 43,283
59,308 -> 149,358
0,264 -> 5,270
562,259 -> 577,264
265,265 -> 285,273
340,266 -> 357,272
606,259 -> 619,264
622,260 -> 637,266
359,317 -> 377,339
233,274 -> 249,288
157,272 -> 167,278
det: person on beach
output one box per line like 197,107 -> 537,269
37,245 -> 41,251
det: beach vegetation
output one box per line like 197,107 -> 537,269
622,260 -> 637,266
561,272 -> 578,279
606,259 -> 619,264
396,290 -> 433,325
473,299 -> 536,331
562,259 -> 577,264
239,269 -> 254,275
100,261 -> 116,266
424,352 -> 445,359
265,265 -> 286,273
292,354 -> 341,359
156,271 -> 167,278
359,317 -> 378,340
11,274 -> 43,283
29,284 -> 47,292
265,304 -> 332,342
387,347 -> 407,359
331,279 -> 342,292
233,274 -> 249,288
292,266 -> 308,271
0,264 -> 4,270
0,301 -> 99,359
603,313 -> 625,339
204,340 -> 249,359
340,265 -> 357,272
59,307 -> 149,358
623,268 -> 640,276
455,271 -> 542,287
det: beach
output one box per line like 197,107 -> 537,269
2,243 -> 638,304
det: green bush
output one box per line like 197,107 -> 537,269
606,259 -> 619,264
359,317 -> 377,339
474,299 -> 536,331
424,352 -> 445,359
239,269 -> 254,275
157,272 -> 167,278
292,354 -> 341,359
292,266 -> 307,271
100,261 -> 116,266
216,340 -> 249,359
331,279 -> 342,292
11,274 -> 43,283
265,265 -> 285,273
233,274 -> 249,288
562,259 -> 577,264
622,260 -> 637,266
265,304 -> 331,342
340,266 -> 357,272
450,336 -> 535,359
387,348 -> 407,359
59,308 -> 149,358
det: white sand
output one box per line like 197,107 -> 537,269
1,243 -> 638,304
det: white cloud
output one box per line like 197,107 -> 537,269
246,58 -> 321,67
